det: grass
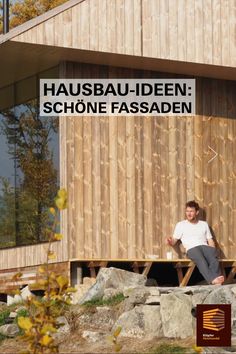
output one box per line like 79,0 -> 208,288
82,293 -> 125,308
150,343 -> 189,354
0,310 -> 10,326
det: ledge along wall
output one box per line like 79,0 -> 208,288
60,61 -> 236,261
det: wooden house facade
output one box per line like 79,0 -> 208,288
0,0 -> 235,287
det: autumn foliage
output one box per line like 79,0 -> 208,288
0,0 -> 67,34
16,189 -> 76,354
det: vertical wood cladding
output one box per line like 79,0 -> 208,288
61,62 -> 236,259
12,0 -> 236,68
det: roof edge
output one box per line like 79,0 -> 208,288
0,0 -> 85,45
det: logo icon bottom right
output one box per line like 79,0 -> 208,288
196,304 -> 231,347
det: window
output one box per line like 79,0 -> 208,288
0,68 -> 59,248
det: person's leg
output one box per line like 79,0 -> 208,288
187,246 -> 215,284
201,245 -> 222,281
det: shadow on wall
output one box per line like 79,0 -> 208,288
199,207 -> 226,258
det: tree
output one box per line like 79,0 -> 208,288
0,0 -> 67,34
0,101 -> 59,245
0,177 -> 16,247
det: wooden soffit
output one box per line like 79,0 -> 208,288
0,40 -> 236,90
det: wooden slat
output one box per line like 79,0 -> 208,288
109,116 -> 118,258
177,0 -> 186,61
179,263 -> 196,287
83,115 -> 93,258
118,114 -> 127,258
126,116 -> 136,258
143,117 -> 153,256
142,262 -> 153,276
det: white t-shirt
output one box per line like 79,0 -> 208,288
173,220 -> 213,251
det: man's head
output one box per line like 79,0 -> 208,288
185,200 -> 199,222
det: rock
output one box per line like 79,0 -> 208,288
7,294 -> 22,306
83,277 -> 96,286
21,286 -> 34,300
71,278 -> 97,304
160,293 -> 193,338
79,268 -> 146,304
204,285 -> 235,304
145,295 -> 161,305
112,305 -> 163,339
0,324 -> 19,337
231,287 -> 236,296
103,288 -> 122,301
148,287 -> 160,296
123,287 -> 150,311
9,312 -> 17,318
56,316 -> 70,334
192,291 -> 210,307
82,330 -> 104,343
78,306 -> 116,331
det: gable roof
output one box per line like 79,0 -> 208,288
0,0 -> 235,89
0,0 -> 84,44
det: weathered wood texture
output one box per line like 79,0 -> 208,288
61,62 -> 236,259
0,240 -> 68,270
0,262 -> 69,292
11,0 -> 236,68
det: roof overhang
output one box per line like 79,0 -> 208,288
1,40 -> 236,90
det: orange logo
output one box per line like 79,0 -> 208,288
203,308 -> 225,332
197,304 -> 231,347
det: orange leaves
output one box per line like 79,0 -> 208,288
56,275 -> 68,291
39,335 -> 53,346
11,272 -> 23,281
15,189 -> 69,353
54,189 -> 67,210
107,326 -> 123,352
18,317 -> 33,331
49,207 -> 56,216
53,233 -> 63,241
48,251 -> 56,260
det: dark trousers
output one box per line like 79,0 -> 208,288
187,245 -> 221,284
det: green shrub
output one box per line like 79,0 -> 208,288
0,310 -> 10,326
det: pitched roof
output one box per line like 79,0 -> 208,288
0,0 -> 83,44
0,0 -> 235,89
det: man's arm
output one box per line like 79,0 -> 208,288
207,238 -> 215,247
206,222 -> 215,247
166,237 -> 178,247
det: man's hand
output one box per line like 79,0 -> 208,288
166,237 -> 176,247
207,239 -> 215,248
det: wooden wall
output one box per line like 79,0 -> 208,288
0,235 -> 68,269
11,0 -> 236,68
61,62 -> 236,260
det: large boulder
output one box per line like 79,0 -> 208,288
160,293 -> 193,339
78,306 -> 117,331
203,285 -> 236,304
0,324 -> 19,337
122,287 -> 150,311
71,278 -> 96,304
79,268 -> 146,304
112,305 -> 163,339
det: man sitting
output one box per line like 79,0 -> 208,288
166,200 -> 224,285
